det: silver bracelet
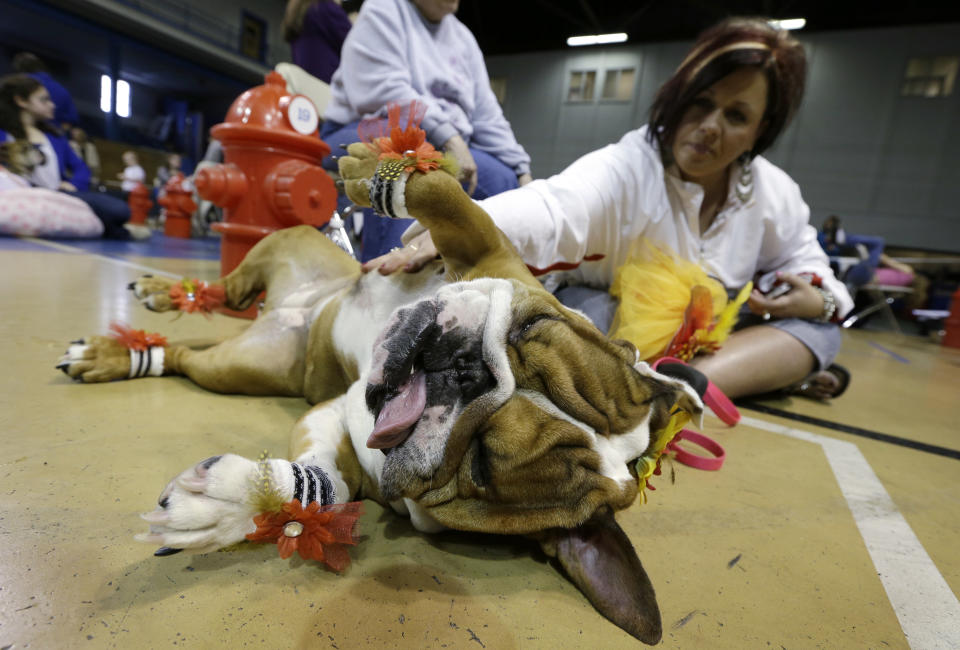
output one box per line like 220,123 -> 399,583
813,286 -> 837,323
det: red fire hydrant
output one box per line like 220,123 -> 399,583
158,172 -> 197,239
127,183 -> 153,225
195,71 -> 336,288
942,286 -> 960,349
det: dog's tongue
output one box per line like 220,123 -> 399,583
367,369 -> 427,449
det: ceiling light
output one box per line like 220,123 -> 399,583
567,33 -> 628,47
768,18 -> 806,31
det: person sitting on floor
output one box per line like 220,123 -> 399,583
12,52 -> 79,130
818,214 -> 885,290
283,0 -> 355,84
69,127 -> 101,186
118,150 -> 146,194
0,74 -> 139,240
364,17 -> 854,402
321,0 -> 533,262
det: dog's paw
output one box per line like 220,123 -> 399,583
136,454 -> 275,556
336,143 -> 377,207
129,274 -> 175,312
56,336 -> 131,382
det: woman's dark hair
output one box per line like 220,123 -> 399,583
648,17 -> 806,160
0,73 -> 45,139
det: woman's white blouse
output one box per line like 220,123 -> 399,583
477,126 -> 854,318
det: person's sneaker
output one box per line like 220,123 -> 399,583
123,223 -> 152,240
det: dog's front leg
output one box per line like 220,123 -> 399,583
338,144 -> 539,288
138,451 -> 347,556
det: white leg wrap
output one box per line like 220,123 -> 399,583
128,347 -> 165,378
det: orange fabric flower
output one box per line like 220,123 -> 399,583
169,278 -> 226,314
663,285 -> 719,361
108,322 -> 167,351
359,101 -> 443,173
246,499 -> 364,572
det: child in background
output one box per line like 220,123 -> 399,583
118,150 -> 145,193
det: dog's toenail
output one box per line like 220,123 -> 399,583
154,547 -> 182,557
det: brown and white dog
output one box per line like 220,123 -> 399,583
58,143 -> 702,644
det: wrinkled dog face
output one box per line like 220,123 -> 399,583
365,278 -> 701,534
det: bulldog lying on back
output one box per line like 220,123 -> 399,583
58,123 -> 703,644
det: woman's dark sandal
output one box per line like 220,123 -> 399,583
787,363 -> 851,400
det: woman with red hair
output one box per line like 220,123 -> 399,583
366,17 -> 853,401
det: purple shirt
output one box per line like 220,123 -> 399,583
290,1 -> 353,84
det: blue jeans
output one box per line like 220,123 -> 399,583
841,233 -> 885,287
320,120 -> 519,262
69,191 -> 131,239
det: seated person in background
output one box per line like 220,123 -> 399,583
321,0 -> 533,262
12,52 -> 79,130
154,152 -> 182,189
118,151 -> 145,193
0,74 -> 135,239
69,127 -> 101,186
818,214 -> 884,289
365,17 -> 854,402
873,253 -> 914,287
0,158 -> 105,238
283,0 -> 354,84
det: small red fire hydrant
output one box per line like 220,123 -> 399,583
194,71 -> 336,283
127,183 -> 153,225
158,172 -> 197,239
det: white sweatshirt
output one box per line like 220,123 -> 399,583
324,0 -> 531,176
475,126 -> 854,318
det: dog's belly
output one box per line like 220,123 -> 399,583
329,264 -> 448,373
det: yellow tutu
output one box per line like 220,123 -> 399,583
609,240 -> 751,362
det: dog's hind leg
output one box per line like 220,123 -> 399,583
160,312 -> 312,395
129,225 -> 360,314
60,309 -> 310,394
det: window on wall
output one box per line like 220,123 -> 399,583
567,70 -> 596,102
99,75 -> 131,117
901,56 -> 958,97
601,67 -> 636,101
240,11 -> 267,62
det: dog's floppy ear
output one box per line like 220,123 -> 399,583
539,508 -> 662,645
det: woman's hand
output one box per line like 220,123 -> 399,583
58,181 -> 77,192
361,230 -> 438,275
747,272 -> 825,321
443,135 -> 478,196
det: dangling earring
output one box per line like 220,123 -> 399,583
735,153 -> 753,203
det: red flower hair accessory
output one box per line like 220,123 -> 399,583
359,101 -> 453,174
246,499 -> 364,572
109,322 -> 167,350
169,278 -> 226,314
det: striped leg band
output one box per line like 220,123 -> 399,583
290,463 -> 336,507
128,347 -> 165,379
368,159 -> 411,220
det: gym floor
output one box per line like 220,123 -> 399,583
2,233 -> 958,649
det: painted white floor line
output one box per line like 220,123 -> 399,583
741,415 -> 960,650
23,237 -> 181,279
